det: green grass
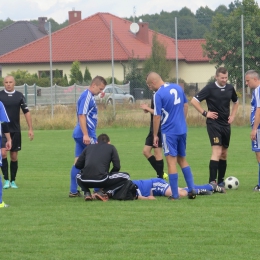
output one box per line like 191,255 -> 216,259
1,126 -> 259,260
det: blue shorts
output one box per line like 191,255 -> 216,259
161,133 -> 186,157
151,178 -> 170,196
252,129 -> 260,152
74,137 -> 97,157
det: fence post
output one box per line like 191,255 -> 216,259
54,84 -> 57,104
74,83 -> 77,103
34,83 -> 37,106
24,83 -> 28,102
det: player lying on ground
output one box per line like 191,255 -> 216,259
132,178 -> 225,200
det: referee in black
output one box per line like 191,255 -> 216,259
191,67 -> 239,186
1,75 -> 34,189
140,91 -> 164,179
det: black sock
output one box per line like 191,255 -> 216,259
218,159 -> 227,184
155,159 -> 164,178
148,155 -> 157,171
10,161 -> 18,182
1,158 -> 9,180
209,160 -> 219,183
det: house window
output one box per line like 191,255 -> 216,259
38,70 -> 63,78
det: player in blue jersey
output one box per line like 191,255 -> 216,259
245,70 -> 260,191
0,101 -> 12,208
191,67 -> 238,186
69,76 -> 107,197
146,72 -> 196,201
132,178 -> 225,200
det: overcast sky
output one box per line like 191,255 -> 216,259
0,0 -> 258,23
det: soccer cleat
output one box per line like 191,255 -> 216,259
3,180 -> 10,189
168,196 -> 179,201
187,189 -> 197,199
69,190 -> 82,198
10,181 -> 18,189
84,192 -> 93,201
210,182 -> 226,193
218,182 -> 225,188
163,172 -> 168,181
0,201 -> 9,208
253,185 -> 260,191
198,189 -> 212,195
93,190 -> 109,201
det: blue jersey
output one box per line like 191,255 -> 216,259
0,101 -> 10,166
132,178 -> 169,197
154,83 -> 187,135
251,86 -> 260,129
73,89 -> 98,139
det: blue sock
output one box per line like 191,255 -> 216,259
169,173 -> 179,199
258,163 -> 260,186
0,175 -> 2,203
182,166 -> 194,192
194,184 -> 213,191
70,165 -> 79,193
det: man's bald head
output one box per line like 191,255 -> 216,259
146,72 -> 164,91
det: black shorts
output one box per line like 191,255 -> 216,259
207,123 -> 230,148
145,131 -> 162,148
2,132 -> 22,151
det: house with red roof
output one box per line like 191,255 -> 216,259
0,11 -> 216,84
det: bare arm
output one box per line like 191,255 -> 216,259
184,103 -> 188,118
24,112 -> 34,141
137,189 -> 156,200
140,103 -> 154,114
153,115 -> 161,147
78,114 -> 90,145
228,101 -> 239,124
190,97 -> 218,119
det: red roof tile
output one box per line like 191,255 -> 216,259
178,39 -> 208,62
0,13 -> 209,64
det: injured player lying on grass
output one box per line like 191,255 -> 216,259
132,178 -> 225,200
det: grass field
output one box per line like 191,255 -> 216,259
1,126 -> 259,260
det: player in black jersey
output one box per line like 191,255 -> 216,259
0,75 -> 34,189
140,91 -> 166,180
191,67 -> 239,185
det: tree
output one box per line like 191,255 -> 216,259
142,33 -> 171,81
203,0 -> 260,88
195,6 -> 214,28
69,61 -> 83,85
83,66 -> 92,84
215,5 -> 230,16
64,74 -> 69,86
54,69 -> 61,78
125,54 -> 146,94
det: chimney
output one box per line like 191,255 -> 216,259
68,10 -> 81,25
38,17 -> 47,34
136,22 -> 149,44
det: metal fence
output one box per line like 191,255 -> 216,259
0,82 -> 131,107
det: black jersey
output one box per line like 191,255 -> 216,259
149,93 -> 155,131
150,92 -> 162,133
0,90 -> 29,132
75,142 -> 120,180
194,82 -> 238,126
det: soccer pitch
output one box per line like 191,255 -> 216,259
1,126 -> 259,260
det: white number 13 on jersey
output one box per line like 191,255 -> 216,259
170,89 -> 181,105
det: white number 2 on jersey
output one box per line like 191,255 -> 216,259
170,89 -> 181,105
